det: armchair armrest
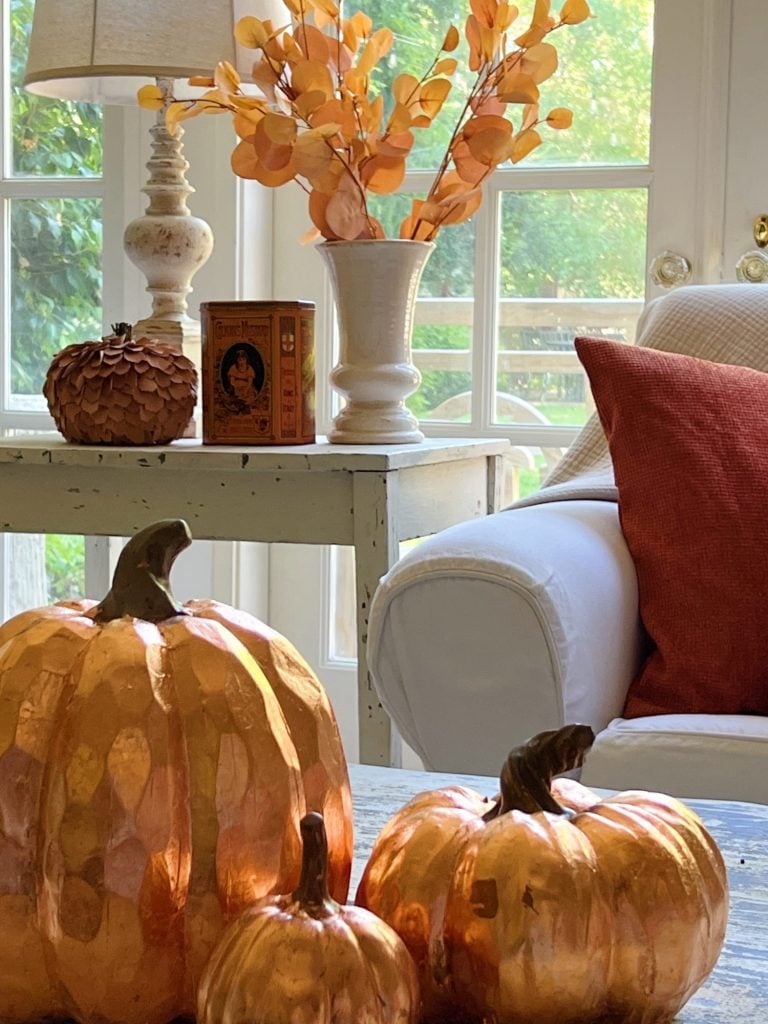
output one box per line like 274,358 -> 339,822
368,499 -> 644,774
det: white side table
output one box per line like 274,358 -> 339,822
0,435 -> 509,765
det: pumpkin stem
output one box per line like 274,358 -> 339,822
483,724 -> 595,820
91,519 -> 192,624
109,321 -> 133,341
292,812 -> 339,917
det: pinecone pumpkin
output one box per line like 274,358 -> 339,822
43,323 -> 197,445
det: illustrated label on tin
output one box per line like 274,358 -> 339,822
201,302 -> 315,446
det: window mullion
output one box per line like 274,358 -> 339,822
472,178 -> 500,432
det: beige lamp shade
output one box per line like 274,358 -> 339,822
23,0 -> 241,103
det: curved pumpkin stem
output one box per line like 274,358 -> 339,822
293,812 -> 339,918
483,724 -> 595,820
92,518 -> 192,624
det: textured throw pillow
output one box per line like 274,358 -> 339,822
575,336 -> 768,718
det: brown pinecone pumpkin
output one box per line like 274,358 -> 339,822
43,322 -> 197,445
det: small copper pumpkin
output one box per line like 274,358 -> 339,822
198,813 -> 420,1024
43,322 -> 197,444
357,725 -> 729,1024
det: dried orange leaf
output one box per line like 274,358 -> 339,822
233,109 -> 264,139
292,59 -> 334,98
392,73 -> 420,105
262,112 -> 297,145
344,68 -> 368,96
465,15 -> 482,72
295,24 -> 331,64
251,155 -> 298,186
325,186 -> 369,240
400,201 -> 435,241
514,23 -> 548,46
510,126 -> 542,162
560,0 -> 591,24
497,71 -> 540,104
295,90 -> 330,120
378,130 -> 414,157
467,126 -> 513,165
342,19 -> 360,53
231,139 -> 261,179
294,129 -> 337,184
420,78 -> 452,119
251,59 -> 280,102
166,101 -> 208,131
434,57 -> 458,76
361,154 -> 406,194
531,0 -> 552,26
495,2 -> 519,30
463,113 -> 511,138
440,188 -> 483,224
470,93 -> 507,117
442,25 -> 460,51
470,0 -> 497,29
357,27 -> 394,76
214,61 -> 241,96
521,42 -> 558,83
546,106 -> 573,129
235,16 -> 269,49
310,0 -> 340,18
137,84 -> 164,111
452,139 -> 489,185
299,224 -> 322,245
311,98 -> 358,138
350,10 -> 373,37
188,75 -> 215,87
521,101 -> 540,130
387,101 -> 413,134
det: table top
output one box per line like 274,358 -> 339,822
0,433 -> 510,472
348,764 -> 768,1022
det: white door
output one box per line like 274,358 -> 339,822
268,0 -> 764,762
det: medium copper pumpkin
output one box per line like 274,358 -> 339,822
357,725 -> 728,1024
198,813 -> 419,1024
0,519 -> 352,1024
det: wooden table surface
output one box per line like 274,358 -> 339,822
348,764 -> 768,1022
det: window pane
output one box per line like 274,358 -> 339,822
11,197 -> 103,401
343,0 -> 652,171
495,188 -> 646,428
10,0 -> 103,176
361,0 -> 469,171
524,0 -> 654,167
45,534 -> 86,602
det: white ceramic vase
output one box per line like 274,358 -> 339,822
317,238 -> 434,444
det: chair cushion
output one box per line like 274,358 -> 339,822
575,336 -> 768,719
581,715 -> 768,803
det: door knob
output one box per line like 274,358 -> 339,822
736,249 -> 768,283
649,250 -> 692,289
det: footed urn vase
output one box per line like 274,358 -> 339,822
317,238 -> 434,444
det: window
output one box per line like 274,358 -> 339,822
360,0 -> 652,500
0,0 -> 103,615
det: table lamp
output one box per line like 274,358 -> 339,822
23,0 -> 243,359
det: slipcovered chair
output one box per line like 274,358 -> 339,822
367,284 -> 768,804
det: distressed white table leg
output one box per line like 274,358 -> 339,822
487,452 -> 504,512
352,470 -> 403,768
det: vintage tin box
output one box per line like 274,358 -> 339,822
201,300 -> 315,445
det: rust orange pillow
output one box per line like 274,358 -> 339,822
575,336 -> 768,718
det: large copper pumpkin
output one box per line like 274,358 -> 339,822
198,813 -> 419,1024
0,519 -> 352,1024
357,725 -> 728,1024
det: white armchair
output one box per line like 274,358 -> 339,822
367,284 -> 768,804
